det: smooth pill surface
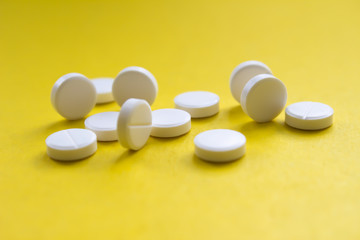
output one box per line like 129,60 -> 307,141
92,77 -> 114,104
85,111 -> 119,141
230,60 -> 272,103
151,109 -> 191,137
194,129 -> 246,162
285,101 -> 334,130
174,91 -> 220,118
117,98 -> 152,150
46,129 -> 97,161
112,66 -> 158,106
241,74 -> 287,123
51,73 -> 97,120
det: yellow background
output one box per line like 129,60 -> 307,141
1,0 -> 360,239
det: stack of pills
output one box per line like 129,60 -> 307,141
46,61 -> 334,163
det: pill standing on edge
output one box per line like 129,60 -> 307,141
92,77 -> 114,104
117,98 -> 152,150
194,129 -> 246,162
51,73 -> 97,120
285,101 -> 334,130
85,112 -> 119,141
174,91 -> 220,118
151,109 -> 191,137
46,129 -> 97,161
112,66 -> 158,106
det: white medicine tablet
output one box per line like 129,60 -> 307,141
285,101 -> 334,130
92,77 -> 114,104
51,73 -> 97,120
112,66 -> 158,106
151,109 -> 191,138
46,129 -> 97,161
241,74 -> 287,123
230,60 -> 272,103
85,112 -> 119,141
174,91 -> 220,118
194,129 -> 246,162
117,98 -> 152,150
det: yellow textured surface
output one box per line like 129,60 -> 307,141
1,0 -> 360,239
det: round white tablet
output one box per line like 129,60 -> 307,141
174,91 -> 220,118
194,129 -> 246,162
117,98 -> 152,150
285,101 -> 334,130
230,60 -> 272,103
112,66 -> 158,106
46,129 -> 97,161
51,73 -> 96,120
92,77 -> 114,104
151,109 -> 191,138
85,112 -> 119,141
241,74 -> 287,123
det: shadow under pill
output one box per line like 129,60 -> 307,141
35,153 -> 90,169
45,119 -> 85,133
191,154 -> 243,170
115,149 -> 138,163
282,121 -> 334,137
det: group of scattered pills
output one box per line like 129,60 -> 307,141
46,61 -> 334,163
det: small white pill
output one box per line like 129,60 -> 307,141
174,91 -> 220,118
230,60 -> 272,103
85,112 -> 119,141
117,98 -> 152,150
194,129 -> 246,162
151,109 -> 191,138
92,77 -> 114,104
241,74 -> 287,123
285,101 -> 334,130
112,66 -> 158,106
46,129 -> 97,161
51,73 -> 97,120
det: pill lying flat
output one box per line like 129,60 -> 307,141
46,129 -> 97,161
112,66 -> 158,106
85,112 -> 119,141
194,129 -> 246,162
241,74 -> 287,123
117,98 -> 152,150
285,101 -> 334,130
174,91 -> 220,118
92,77 -> 114,104
151,109 -> 191,137
51,73 -> 97,120
230,61 -> 272,103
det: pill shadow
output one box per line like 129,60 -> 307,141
192,154 -> 243,171
35,153 -> 90,168
190,112 -> 220,124
45,119 -> 85,133
227,105 -> 246,119
238,120 -> 283,139
282,121 -> 334,137
115,149 -> 138,163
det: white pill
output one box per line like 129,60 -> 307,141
151,109 -> 191,138
51,73 -> 96,120
230,60 -> 272,103
241,74 -> 287,123
117,98 -> 152,150
174,91 -> 220,118
194,129 -> 246,162
46,129 -> 97,161
85,112 -> 119,141
112,66 -> 158,106
285,101 -> 334,130
92,77 -> 114,104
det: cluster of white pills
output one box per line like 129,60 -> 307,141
46,61 -> 333,163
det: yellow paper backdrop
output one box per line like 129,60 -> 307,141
1,0 -> 360,239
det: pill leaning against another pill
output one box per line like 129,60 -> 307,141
230,60 -> 272,103
151,109 -> 191,138
92,77 -> 114,104
241,74 -> 287,123
51,73 -> 97,120
46,129 -> 97,161
174,91 -> 220,118
285,101 -> 334,130
112,66 -> 158,106
117,98 -> 152,150
194,129 -> 246,162
85,112 -> 119,141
